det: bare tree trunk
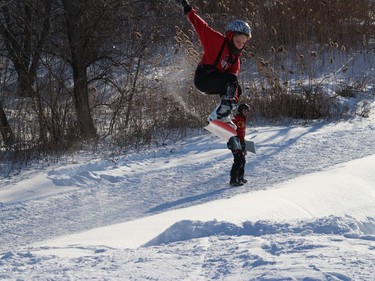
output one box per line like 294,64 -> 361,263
0,100 -> 14,146
62,0 -> 97,140
72,62 -> 97,139
16,66 -> 35,97
125,57 -> 142,128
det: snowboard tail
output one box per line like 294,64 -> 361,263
204,120 -> 256,154
204,120 -> 236,141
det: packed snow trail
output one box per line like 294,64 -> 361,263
1,120 -> 375,252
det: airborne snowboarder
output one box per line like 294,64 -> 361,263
174,0 -> 252,128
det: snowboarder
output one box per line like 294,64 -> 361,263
174,0 -> 252,127
227,103 -> 250,186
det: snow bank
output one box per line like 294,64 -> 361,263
38,154 -> 375,250
144,216 -> 375,247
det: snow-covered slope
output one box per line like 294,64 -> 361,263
36,154 -> 375,250
1,117 -> 375,280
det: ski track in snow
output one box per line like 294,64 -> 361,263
1,121 -> 375,252
1,229 -> 374,280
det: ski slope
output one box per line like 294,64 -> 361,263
1,114 -> 375,280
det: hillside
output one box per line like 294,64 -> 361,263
1,110 -> 375,280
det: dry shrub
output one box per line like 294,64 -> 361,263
247,87 -> 334,121
107,81 -> 216,148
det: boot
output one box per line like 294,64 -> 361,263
208,99 -> 237,129
230,177 -> 244,187
217,99 -> 232,117
238,173 -> 247,184
214,81 -> 238,119
239,178 -> 248,184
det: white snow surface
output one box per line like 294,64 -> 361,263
1,115 -> 375,280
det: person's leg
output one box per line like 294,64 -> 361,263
238,154 -> 247,183
230,150 -> 244,186
194,66 -> 239,125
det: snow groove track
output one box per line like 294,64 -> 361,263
1,121 -> 375,252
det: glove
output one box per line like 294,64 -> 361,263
174,0 -> 192,15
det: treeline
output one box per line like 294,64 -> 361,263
0,0 -> 374,167
0,0 -> 170,155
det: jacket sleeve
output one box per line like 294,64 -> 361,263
187,9 -> 222,48
232,115 -> 246,142
186,9 -> 225,63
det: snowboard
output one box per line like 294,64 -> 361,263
204,120 -> 256,154
245,140 -> 256,154
204,119 -> 237,141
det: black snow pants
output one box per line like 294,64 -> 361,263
230,149 -> 246,181
194,65 -> 241,98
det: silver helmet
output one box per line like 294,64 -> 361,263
226,20 -> 251,37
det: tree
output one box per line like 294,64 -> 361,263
60,0 -> 140,140
59,0 -> 159,141
0,0 -> 52,146
59,0 -> 98,140
0,0 -> 52,97
0,100 -> 13,146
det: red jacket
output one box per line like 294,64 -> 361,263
187,9 -> 241,75
232,114 -> 246,142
